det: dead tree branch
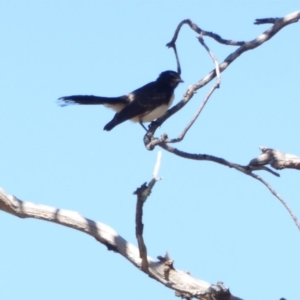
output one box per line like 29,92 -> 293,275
135,182 -> 150,271
0,186 -> 243,300
166,19 -> 245,47
159,143 -> 300,232
166,37 -> 221,145
145,10 -> 300,147
134,151 -> 163,271
142,11 -> 300,232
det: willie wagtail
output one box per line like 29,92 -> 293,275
58,70 -> 183,131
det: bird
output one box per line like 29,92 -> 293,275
58,70 -> 183,131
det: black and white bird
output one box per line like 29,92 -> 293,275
58,70 -> 183,131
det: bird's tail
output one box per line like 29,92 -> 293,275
57,95 -> 129,107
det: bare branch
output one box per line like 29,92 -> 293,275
166,19 -> 245,47
0,186 -> 243,300
134,151 -> 163,271
254,14 -> 299,25
158,142 -> 254,173
143,12 -> 300,231
246,165 -> 280,177
134,183 -> 149,271
254,18 -> 278,25
198,36 -> 221,83
145,10 -> 300,149
158,143 -> 300,232
248,173 -> 300,231
167,36 -> 221,144
167,42 -> 182,75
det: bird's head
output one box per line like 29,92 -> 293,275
157,70 -> 183,88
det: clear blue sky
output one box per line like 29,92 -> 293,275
1,1 -> 299,300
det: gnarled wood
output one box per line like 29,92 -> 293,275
249,147 -> 300,170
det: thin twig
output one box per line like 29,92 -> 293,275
166,19 -> 245,47
167,42 -> 181,75
248,173 -> 300,231
247,165 -> 280,177
197,36 -> 221,83
168,36 -> 221,143
254,18 -> 278,25
167,83 -> 218,144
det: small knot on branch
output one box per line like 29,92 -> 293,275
133,182 -> 148,196
158,252 -> 175,280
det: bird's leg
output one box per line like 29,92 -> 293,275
139,121 -> 148,131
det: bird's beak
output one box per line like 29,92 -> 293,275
177,77 -> 184,83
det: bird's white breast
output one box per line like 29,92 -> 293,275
131,93 -> 175,123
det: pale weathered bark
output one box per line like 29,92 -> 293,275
0,187 -> 242,300
248,147 -> 300,170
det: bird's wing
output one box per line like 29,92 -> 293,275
103,82 -> 174,131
